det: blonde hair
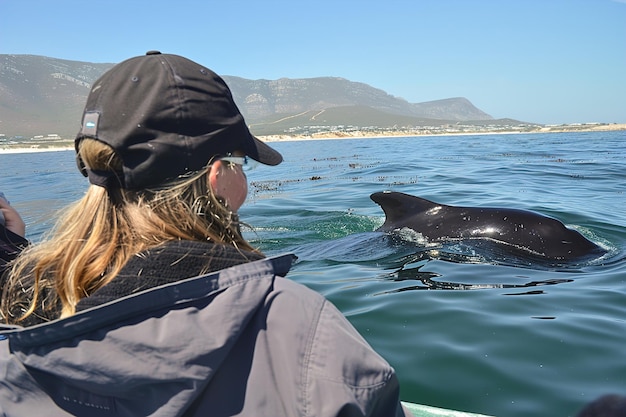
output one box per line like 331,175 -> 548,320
1,139 -> 259,324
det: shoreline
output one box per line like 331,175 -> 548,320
259,123 -> 626,143
1,124 -> 624,154
0,146 -> 74,154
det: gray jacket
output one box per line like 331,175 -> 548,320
0,254 -> 406,416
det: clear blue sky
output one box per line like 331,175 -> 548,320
2,0 -> 625,124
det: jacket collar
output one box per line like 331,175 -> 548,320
1,253 -> 295,346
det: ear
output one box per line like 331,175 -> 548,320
207,161 -> 248,212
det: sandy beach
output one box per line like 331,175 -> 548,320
259,123 -> 626,142
0,146 -> 75,154
1,124 -> 624,154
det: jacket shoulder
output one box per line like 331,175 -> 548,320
271,277 -> 404,417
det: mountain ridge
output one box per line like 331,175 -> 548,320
1,54 -> 509,138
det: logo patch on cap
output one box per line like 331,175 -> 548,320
81,112 -> 100,136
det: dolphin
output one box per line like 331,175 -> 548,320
370,191 -> 605,260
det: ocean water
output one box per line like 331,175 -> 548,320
1,131 -> 625,417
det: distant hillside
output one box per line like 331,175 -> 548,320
0,55 -> 113,138
1,54 -> 502,138
223,76 -> 493,124
247,105 -> 460,136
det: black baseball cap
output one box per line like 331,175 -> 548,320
75,51 -> 282,189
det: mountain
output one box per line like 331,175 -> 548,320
0,55 -> 113,138
0,54 -> 498,138
222,76 -> 493,123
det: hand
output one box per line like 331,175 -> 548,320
0,194 -> 26,238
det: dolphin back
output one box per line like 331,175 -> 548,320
370,191 -> 605,260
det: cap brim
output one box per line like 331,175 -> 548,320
250,136 -> 283,166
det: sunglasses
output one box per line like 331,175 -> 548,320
219,154 -> 258,171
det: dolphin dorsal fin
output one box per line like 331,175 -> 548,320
370,191 -> 442,225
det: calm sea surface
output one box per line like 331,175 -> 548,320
1,131 -> 625,417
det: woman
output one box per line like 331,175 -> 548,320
0,52 -> 409,416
